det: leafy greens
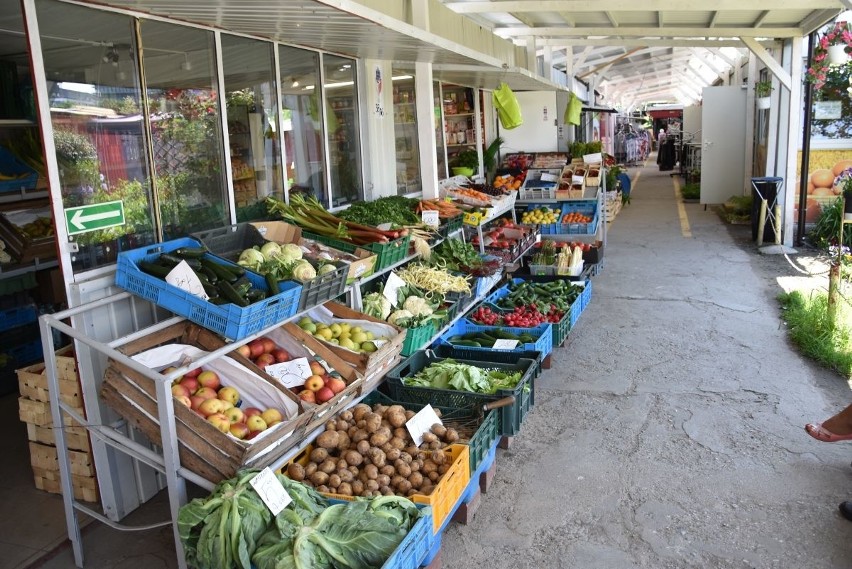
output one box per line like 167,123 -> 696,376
403,358 -> 523,394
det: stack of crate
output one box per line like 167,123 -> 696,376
17,346 -> 99,503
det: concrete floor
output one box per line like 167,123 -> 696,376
5,157 -> 852,568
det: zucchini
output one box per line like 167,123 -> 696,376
173,246 -> 209,258
451,340 -> 481,347
138,260 -> 172,279
201,258 -> 239,283
265,273 -> 280,295
217,280 -> 249,307
246,289 -> 267,303
233,277 -> 252,297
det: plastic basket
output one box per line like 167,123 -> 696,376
0,301 -> 37,333
0,147 -> 38,193
541,202 -> 597,235
380,506 -> 433,569
436,319 -> 553,359
295,263 -> 348,311
304,232 -> 411,272
473,271 -> 503,298
361,391 -> 500,481
190,223 -> 264,261
114,237 -> 302,341
437,214 -> 464,239
428,343 -> 544,380
384,352 -> 537,436
400,321 -> 435,357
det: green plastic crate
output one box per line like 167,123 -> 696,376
400,321 -> 436,357
304,232 -> 412,272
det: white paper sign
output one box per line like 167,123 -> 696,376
814,101 -> 842,120
540,173 -> 558,182
493,339 -> 519,349
383,272 -> 407,307
376,223 -> 394,231
572,175 -> 586,185
405,404 -> 443,446
166,261 -> 208,300
264,357 -> 313,388
421,210 -> 440,228
250,467 -> 292,516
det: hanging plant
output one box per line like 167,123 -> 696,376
807,20 -> 852,90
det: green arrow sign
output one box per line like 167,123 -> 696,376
65,200 -> 126,236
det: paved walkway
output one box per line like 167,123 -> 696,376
442,159 -> 852,568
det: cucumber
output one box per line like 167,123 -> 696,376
217,280 -> 249,307
451,340 -> 481,347
201,258 -> 239,283
246,289 -> 267,303
173,246 -> 209,258
265,273 -> 280,295
138,260 -> 172,279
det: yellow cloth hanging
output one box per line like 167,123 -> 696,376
565,92 -> 582,126
492,82 -> 523,130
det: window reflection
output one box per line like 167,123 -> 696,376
392,73 -> 420,195
278,46 -> 326,206
434,82 -> 447,179
323,55 -> 362,207
140,20 -> 228,239
221,34 -> 281,222
35,0 -> 154,272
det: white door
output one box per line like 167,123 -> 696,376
701,86 -> 746,204
499,91 -> 558,152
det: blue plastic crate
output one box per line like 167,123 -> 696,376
0,302 -> 37,333
474,271 -> 502,298
436,319 -> 553,359
115,237 -> 302,341
0,147 -> 38,193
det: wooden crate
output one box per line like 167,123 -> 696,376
16,345 -> 82,408
28,442 -> 98,503
18,396 -> 81,428
26,423 -> 90,452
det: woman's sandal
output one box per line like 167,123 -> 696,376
805,423 -> 852,442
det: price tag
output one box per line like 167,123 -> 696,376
540,173 -> 558,182
405,404 -> 443,446
421,210 -> 440,228
166,261 -> 209,300
493,339 -> 519,349
383,272 -> 406,307
376,223 -> 393,231
249,467 -> 292,516
264,357 -> 313,388
372,339 -> 388,349
353,263 -> 368,277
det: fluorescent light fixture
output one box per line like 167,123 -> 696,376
57,82 -> 97,94
303,85 -> 315,90
342,64 -> 351,69
291,80 -> 299,87
391,75 -> 413,81
325,80 -> 354,89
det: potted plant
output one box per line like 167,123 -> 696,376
807,20 -> 852,90
755,80 -> 773,109
450,148 -> 478,177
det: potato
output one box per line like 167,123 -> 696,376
389,437 -> 406,450
405,446 -> 420,457
325,419 -> 337,432
433,408 -> 442,418
391,475 -> 407,489
352,404 -> 371,422
370,431 -> 390,447
328,474 -> 342,489
444,428 -> 459,443
431,450 -> 446,465
352,429 -> 370,443
287,462 -> 305,481
347,426 -> 359,438
385,448 -> 401,462
404,410 -> 416,421
356,419 -> 367,429
319,459 -> 337,474
386,406 -> 407,428
393,427 -> 409,441
338,468 -> 354,483
305,462 -> 318,477
364,464 -> 379,480
380,465 -> 395,477
310,448 -> 329,463
373,404 -> 387,416
407,488 -> 418,497
408,471 -> 424,488
427,471 -> 439,482
430,424 -> 447,438
310,471 -> 329,486
428,441 -> 442,451
381,487 -> 394,496
344,450 -> 364,466
399,452 -> 413,464
394,460 -> 412,478
420,483 -> 434,495
368,448 -> 386,467
336,458 -> 348,471
364,413 -> 382,433
348,465 -> 359,475
316,430 -> 340,449
376,474 -> 391,488
365,479 -> 379,492
397,479 -> 412,494
351,480 -> 365,496
438,463 -> 450,475
356,440 -> 371,455
317,484 -> 330,493
336,431 -> 351,451
381,419 -> 392,431
410,459 -> 422,473
421,432 -> 438,444
337,482 -> 353,496
340,410 -> 354,423
421,460 -> 437,474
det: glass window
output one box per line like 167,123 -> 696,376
322,55 -> 362,207
434,82 -> 447,179
392,73 -> 420,195
35,0 -> 154,273
139,20 -> 228,239
278,45 -> 326,206
221,34 -> 281,222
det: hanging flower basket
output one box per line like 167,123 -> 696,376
807,21 -> 852,90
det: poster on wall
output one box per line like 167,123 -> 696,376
374,65 -> 385,118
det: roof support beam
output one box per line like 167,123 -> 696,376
572,46 -> 661,70
495,26 -> 802,38
605,11 -> 619,27
708,11 -> 719,28
690,48 -> 726,75
798,9 -> 845,33
577,47 -> 644,79
740,37 -> 791,91
538,38 -> 777,48
753,10 -> 771,27
445,1 -> 835,13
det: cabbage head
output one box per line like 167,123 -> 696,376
362,292 -> 391,320
280,243 -> 303,262
291,260 -> 317,283
238,248 -> 265,272
260,241 -> 281,260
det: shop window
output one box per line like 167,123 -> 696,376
278,45 -> 326,206
323,55 -> 362,207
221,35 -> 281,222
392,73 -> 421,196
34,0 -> 155,273
139,20 -> 228,239
434,82 -> 447,179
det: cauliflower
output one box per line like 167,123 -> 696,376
363,292 -> 392,320
388,309 -> 414,327
403,296 -> 433,317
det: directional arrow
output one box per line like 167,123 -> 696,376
69,208 -> 122,231
64,200 -> 126,236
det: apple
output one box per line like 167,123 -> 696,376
197,370 -> 221,391
245,430 -> 263,440
174,395 -> 192,408
235,344 -> 251,359
207,413 -> 231,434
198,398 -> 226,417
163,366 -> 182,383
327,377 -> 347,395
184,367 -> 202,378
248,339 -> 265,359
194,386 -> 218,400
298,389 -> 316,403
229,422 -> 250,439
179,377 -> 199,394
309,361 -> 326,376
220,400 -> 234,411
260,337 -> 276,354
305,375 -> 325,392
261,408 -> 283,426
243,407 -> 263,419
225,407 -> 245,424
272,348 -> 291,363
217,386 -> 240,406
190,395 -> 206,411
246,415 -> 268,432
255,353 -> 276,368
171,384 -> 191,398
315,386 -> 335,404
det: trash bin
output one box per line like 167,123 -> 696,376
751,177 -> 783,243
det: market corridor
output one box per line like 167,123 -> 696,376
442,159 -> 852,568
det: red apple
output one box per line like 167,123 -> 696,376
198,398 -> 226,417
171,384 -> 191,398
327,377 -> 347,395
309,360 -> 326,376
305,375 -> 325,392
235,345 -> 251,359
179,377 -> 199,394
245,430 -> 263,440
260,337 -> 276,354
322,374 -> 332,385
248,339 -> 265,359
255,353 -> 276,368
298,389 -> 316,403
184,367 -> 202,378
315,386 -> 335,404
217,386 -> 240,406
261,408 -> 283,425
243,407 -> 263,418
225,407 -> 245,424
272,348 -> 291,363
174,395 -> 192,408
197,370 -> 221,391
194,386 -> 218,400
246,415 -> 268,432
229,422 -> 250,439
163,366 -> 183,383
190,395 -> 206,411
207,413 -> 231,434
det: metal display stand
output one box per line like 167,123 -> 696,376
752,176 -> 784,246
